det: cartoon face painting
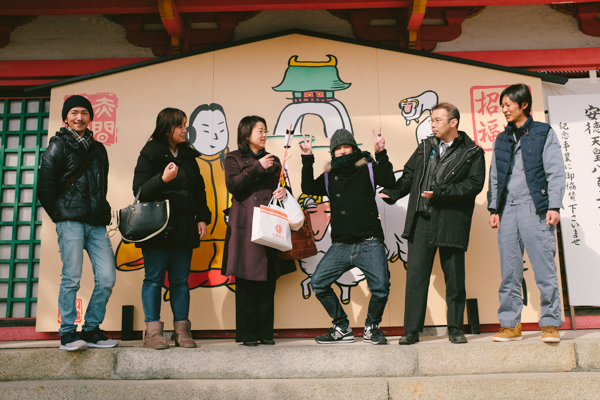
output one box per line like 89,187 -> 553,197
187,103 -> 229,156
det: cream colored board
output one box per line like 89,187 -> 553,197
36,33 -> 563,332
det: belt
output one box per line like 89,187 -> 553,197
341,236 -> 378,244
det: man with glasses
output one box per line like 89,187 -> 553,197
380,103 -> 485,345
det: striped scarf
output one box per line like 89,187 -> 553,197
66,126 -> 94,151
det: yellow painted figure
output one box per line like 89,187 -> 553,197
116,103 -> 235,295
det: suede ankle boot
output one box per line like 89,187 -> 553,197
172,320 -> 197,348
143,321 -> 169,350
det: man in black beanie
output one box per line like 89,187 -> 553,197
300,128 -> 395,344
38,95 -> 118,351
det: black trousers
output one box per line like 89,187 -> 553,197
405,214 -> 466,332
235,260 -> 276,342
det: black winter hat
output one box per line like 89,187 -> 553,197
62,95 -> 94,122
329,128 -> 357,154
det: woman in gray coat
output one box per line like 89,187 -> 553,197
222,115 -> 295,346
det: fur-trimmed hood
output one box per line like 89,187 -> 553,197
324,155 -> 369,173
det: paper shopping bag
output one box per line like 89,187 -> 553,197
282,188 -> 305,231
251,202 -> 293,252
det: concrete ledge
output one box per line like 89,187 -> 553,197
0,378 -> 390,400
575,342 -> 600,371
0,348 -> 115,381
418,341 -> 576,375
3,335 -> 600,382
114,345 -> 417,379
388,372 -> 600,399
5,373 -> 600,400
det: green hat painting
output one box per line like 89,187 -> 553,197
271,55 -> 353,138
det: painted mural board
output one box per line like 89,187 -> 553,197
548,94 -> 600,306
37,33 -> 561,332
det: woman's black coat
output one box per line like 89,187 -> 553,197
132,140 -> 211,249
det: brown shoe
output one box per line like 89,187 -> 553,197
492,323 -> 523,342
541,326 -> 560,343
143,321 -> 169,350
172,320 -> 197,348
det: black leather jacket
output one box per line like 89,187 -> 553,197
37,128 -> 111,226
382,132 -> 485,250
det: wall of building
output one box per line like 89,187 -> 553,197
435,5 -> 600,52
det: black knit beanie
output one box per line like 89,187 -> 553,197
329,129 -> 357,154
62,95 -> 94,122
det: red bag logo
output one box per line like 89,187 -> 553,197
275,224 -> 282,234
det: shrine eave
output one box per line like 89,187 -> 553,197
1,0 -> 599,14
25,29 -> 567,93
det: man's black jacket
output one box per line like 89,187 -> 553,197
381,132 -> 485,250
301,149 -> 395,243
37,128 -> 111,226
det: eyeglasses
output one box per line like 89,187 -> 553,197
429,118 -> 454,125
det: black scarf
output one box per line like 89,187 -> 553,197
331,150 -> 371,170
248,148 -> 266,159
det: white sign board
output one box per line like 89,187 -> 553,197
548,94 -> 600,306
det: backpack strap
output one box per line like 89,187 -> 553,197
367,162 -> 374,191
59,140 -> 98,195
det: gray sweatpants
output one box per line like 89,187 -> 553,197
497,202 -> 562,328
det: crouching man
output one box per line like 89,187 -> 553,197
300,128 -> 395,344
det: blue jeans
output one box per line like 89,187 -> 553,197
311,239 -> 390,328
56,221 -> 116,335
141,247 -> 193,322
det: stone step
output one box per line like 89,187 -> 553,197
3,373 -> 600,400
1,331 -> 600,381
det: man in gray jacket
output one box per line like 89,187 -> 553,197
488,84 -> 565,343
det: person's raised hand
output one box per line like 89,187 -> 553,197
299,131 -> 313,155
259,154 -> 275,170
162,162 -> 178,183
373,127 -> 385,153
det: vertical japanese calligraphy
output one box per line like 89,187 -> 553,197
470,85 -> 506,151
548,94 -> 600,306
